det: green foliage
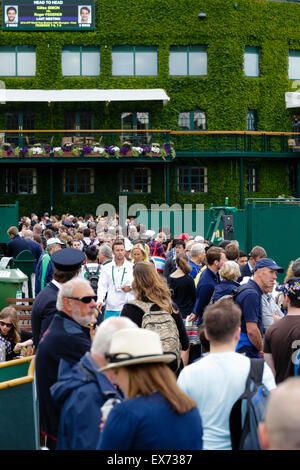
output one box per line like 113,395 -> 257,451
0,0 -> 299,214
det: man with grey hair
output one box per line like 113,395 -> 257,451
189,243 -> 206,279
51,316 -> 137,450
258,377 -> 300,450
35,277 -> 97,449
98,243 -> 113,265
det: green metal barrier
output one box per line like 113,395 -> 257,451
0,356 -> 34,383
0,357 -> 39,450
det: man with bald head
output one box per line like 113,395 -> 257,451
258,377 -> 300,450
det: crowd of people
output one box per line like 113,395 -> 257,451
2,210 -> 300,451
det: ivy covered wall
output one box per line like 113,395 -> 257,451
0,0 -> 299,214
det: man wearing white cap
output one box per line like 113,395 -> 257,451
35,237 -> 65,296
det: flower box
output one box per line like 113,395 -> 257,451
54,151 -> 80,157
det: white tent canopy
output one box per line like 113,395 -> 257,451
285,92 -> 300,109
0,88 -> 170,104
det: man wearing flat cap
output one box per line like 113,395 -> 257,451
32,248 -> 86,347
35,276 -> 97,450
234,258 -> 284,359
264,276 -> 300,384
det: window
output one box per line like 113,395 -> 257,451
0,46 -> 36,77
247,110 -> 257,131
119,168 -> 151,193
121,112 -> 150,144
5,168 -> 37,194
62,46 -> 100,76
112,46 -> 158,76
179,110 -> 207,130
63,168 -> 94,193
177,167 -> 208,193
288,50 -> 300,79
244,47 -> 260,77
169,46 -> 207,76
247,167 -> 258,193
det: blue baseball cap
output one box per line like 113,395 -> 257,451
51,247 -> 86,272
254,257 -> 284,273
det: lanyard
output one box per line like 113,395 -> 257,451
112,266 -> 126,285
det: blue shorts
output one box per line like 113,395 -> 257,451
104,310 -> 121,319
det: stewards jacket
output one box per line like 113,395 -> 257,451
31,281 -> 59,347
35,311 -> 91,442
51,352 -> 122,450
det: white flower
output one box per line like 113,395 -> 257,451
53,147 -> 61,152
93,146 -> 104,153
151,146 -> 160,153
113,146 -> 120,152
132,147 -> 143,154
32,147 -> 44,154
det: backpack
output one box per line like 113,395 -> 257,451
217,284 -> 258,303
84,264 -> 101,294
229,358 -> 269,450
126,299 -> 181,370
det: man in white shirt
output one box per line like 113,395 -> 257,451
177,299 -> 276,450
97,239 -> 134,319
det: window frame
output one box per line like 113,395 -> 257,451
169,45 -> 208,76
247,109 -> 257,131
244,46 -> 260,78
112,46 -> 158,76
0,45 -> 36,77
62,45 -> 100,77
288,50 -> 300,80
176,166 -> 208,194
119,167 -> 152,194
5,168 -> 37,194
63,168 -> 95,194
178,110 -> 207,131
246,166 -> 259,193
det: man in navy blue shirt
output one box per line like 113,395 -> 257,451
6,226 -> 28,258
238,245 -> 267,282
189,246 -> 227,323
235,257 -> 283,358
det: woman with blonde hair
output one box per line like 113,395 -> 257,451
121,262 -> 189,374
97,328 -> 203,450
0,307 -> 33,361
213,260 -> 240,302
130,243 -> 150,264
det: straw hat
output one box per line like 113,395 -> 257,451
100,328 -> 175,371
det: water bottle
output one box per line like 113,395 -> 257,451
101,398 -> 121,421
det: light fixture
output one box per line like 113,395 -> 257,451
198,12 -> 207,19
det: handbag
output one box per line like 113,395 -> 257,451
151,242 -> 166,273
185,318 -> 200,345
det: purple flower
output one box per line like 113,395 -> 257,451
83,145 -> 93,154
43,145 -> 53,153
120,146 -> 129,155
104,146 -> 115,155
163,143 -> 171,154
141,145 -> 151,154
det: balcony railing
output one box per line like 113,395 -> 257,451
0,129 -> 299,159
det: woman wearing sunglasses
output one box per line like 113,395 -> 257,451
0,306 -> 33,361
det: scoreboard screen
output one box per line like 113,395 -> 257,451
2,0 -> 95,31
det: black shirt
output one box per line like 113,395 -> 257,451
167,274 -> 196,319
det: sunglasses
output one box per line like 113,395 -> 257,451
0,320 -> 13,328
66,295 -> 97,304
